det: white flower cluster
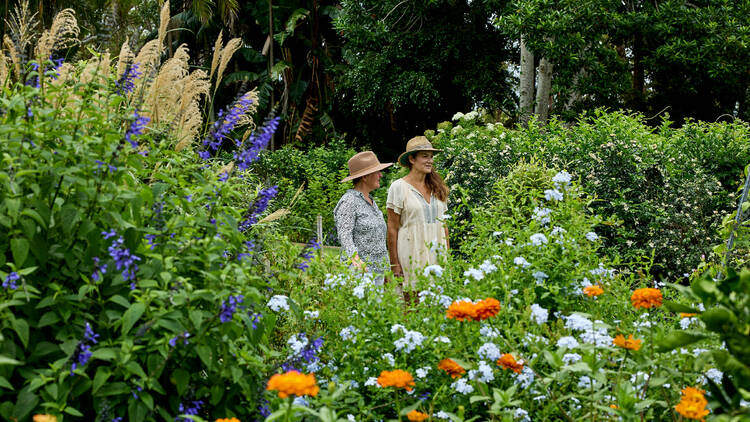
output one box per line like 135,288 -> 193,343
267,295 -> 289,312
423,264 -> 444,277
303,310 -> 319,320
418,289 -> 453,308
416,367 -> 431,378
544,189 -> 564,201
585,231 -> 599,242
557,336 -> 580,349
468,360 -> 494,383
463,267 -> 484,281
562,353 -> 582,364
451,378 -> 474,394
339,325 -> 359,343
477,342 -> 501,361
512,408 -> 531,422
513,366 -> 535,389
514,256 -> 531,269
530,304 -> 548,325
434,336 -> 451,344
394,329 -> 426,353
478,260 -> 498,273
532,271 -> 548,285
533,207 -> 552,225
382,353 -> 395,366
480,325 -> 501,338
552,170 -> 572,189
679,316 -> 697,330
530,233 -> 548,246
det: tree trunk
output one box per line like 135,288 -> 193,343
519,36 -> 535,126
535,57 -> 553,124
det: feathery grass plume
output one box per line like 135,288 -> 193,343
213,37 -> 242,96
257,209 -> 290,224
218,161 -> 235,175
34,8 -> 79,61
234,90 -> 259,128
174,69 -> 210,150
5,0 -> 38,60
144,44 -> 189,124
80,52 -> 111,85
0,51 -> 8,88
3,35 -> 22,81
157,0 -> 170,52
133,39 -> 161,76
116,38 -> 135,79
209,31 -> 223,82
174,101 -> 203,151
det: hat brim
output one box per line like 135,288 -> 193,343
398,148 -> 442,167
340,162 -> 393,182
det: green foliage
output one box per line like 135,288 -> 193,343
0,58 -> 289,420
432,110 -> 750,279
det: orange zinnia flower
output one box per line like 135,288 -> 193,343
613,334 -> 642,351
216,419 -> 240,422
406,410 -> 430,421
33,416 -> 58,422
497,353 -> 524,374
377,369 -> 415,391
266,370 -> 319,398
438,358 -> 466,379
446,300 -> 478,321
674,387 -> 710,421
631,288 -> 663,309
474,298 -> 501,320
680,312 -> 697,318
583,285 -> 604,297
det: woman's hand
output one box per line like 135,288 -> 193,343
391,263 -> 403,278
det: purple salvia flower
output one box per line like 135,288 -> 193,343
124,109 -> 150,149
70,322 -> 98,375
296,238 -> 321,271
250,312 -> 262,329
3,272 -> 20,290
102,229 -> 117,239
175,399 -> 203,422
91,256 -> 107,282
83,322 -> 100,344
115,63 -> 142,95
198,93 -> 255,159
238,186 -> 279,231
169,331 -> 190,348
145,234 -> 158,250
234,115 -> 281,171
107,235 -> 141,283
219,294 -> 244,323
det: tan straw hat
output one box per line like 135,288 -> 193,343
398,136 -> 442,167
341,151 -> 393,182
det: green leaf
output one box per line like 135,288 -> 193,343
92,367 -> 110,395
0,376 -> 13,390
700,307 -> 736,331
95,382 -> 130,397
173,369 -> 190,396
64,406 -> 84,416
5,198 -> 20,220
37,311 -> 60,328
11,318 -> 29,348
470,395 -> 491,403
121,302 -> 146,335
0,355 -> 23,366
663,301 -> 698,314
91,348 -> 118,362
398,400 -> 421,415
656,331 -> 708,352
10,237 -> 29,266
59,204 -> 80,233
12,389 -> 38,421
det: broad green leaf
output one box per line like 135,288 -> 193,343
95,382 -> 130,397
121,302 -> 146,335
656,331 -> 707,352
11,319 -> 29,348
92,367 -> 110,394
0,355 -> 23,366
63,406 -> 83,416
173,369 -> 190,396
12,389 -> 38,421
10,237 -> 29,266
92,348 -> 118,362
0,376 -> 13,390
664,301 -> 698,314
701,307 -> 736,331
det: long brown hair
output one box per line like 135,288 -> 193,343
405,159 -> 449,202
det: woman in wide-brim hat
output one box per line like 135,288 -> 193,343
386,136 -> 450,297
333,151 -> 393,282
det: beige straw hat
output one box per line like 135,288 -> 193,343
398,136 -> 442,167
340,151 -> 393,182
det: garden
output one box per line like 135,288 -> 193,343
1,1 -> 750,422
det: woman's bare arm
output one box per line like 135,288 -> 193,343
387,208 -> 402,277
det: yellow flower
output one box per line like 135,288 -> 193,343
377,369 -> 415,391
613,334 -> 642,351
610,404 -> 618,409
680,312 -> 697,318
266,370 -> 319,398
33,416 -> 58,422
631,288 -> 663,309
583,285 -> 604,297
438,358 -> 466,379
675,387 -> 710,421
406,410 -> 429,421
474,298 -> 501,320
497,353 -> 524,374
216,418 -> 240,422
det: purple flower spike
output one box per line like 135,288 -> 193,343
219,294 -> 244,323
125,110 -> 150,149
3,272 -> 20,290
239,186 -> 278,231
198,92 -> 255,159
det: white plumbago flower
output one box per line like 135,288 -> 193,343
463,267 -> 484,281
557,336 -> 580,349
580,327 -> 612,348
698,303 -> 706,312
478,342 -> 501,361
347,414 -> 356,422
522,333 -> 548,346
352,284 -> 366,299
706,368 -> 723,384
530,233 -> 548,246
577,375 -> 598,389
544,189 -> 564,201
630,372 -> 649,389
464,110 -> 479,120
391,324 -> 406,334
533,207 -> 552,225
692,348 -> 709,357
564,314 -> 593,331
514,366 -> 535,389
514,256 -> 531,268
434,411 -> 451,420
553,170 -> 572,188
513,407 -> 531,422
740,399 -> 750,408
551,226 -> 567,236
530,304 -> 548,325
452,112 -> 465,121
423,264 -> 444,277
505,237 -> 515,246
438,295 -> 453,308
480,325 -> 501,338
293,397 -> 309,407
585,231 -> 599,242
348,380 -> 359,389
287,334 -> 309,355
680,317 -> 698,330
416,367 -> 431,378
364,377 -> 379,387
440,213 -> 451,220
394,329 -> 426,353
479,260 -> 498,273
339,326 -> 359,343
532,271 -> 549,285
267,295 -> 289,312
493,231 -> 503,237
323,273 -> 347,290
589,263 -> 615,278
562,353 -> 582,364
468,360 -> 495,383
303,310 -> 319,319
382,353 -> 395,366
434,336 -> 451,344
451,378 -> 474,394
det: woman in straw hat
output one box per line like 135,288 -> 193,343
334,151 -> 393,282
386,136 -> 449,293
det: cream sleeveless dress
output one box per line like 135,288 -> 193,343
386,178 -> 448,288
